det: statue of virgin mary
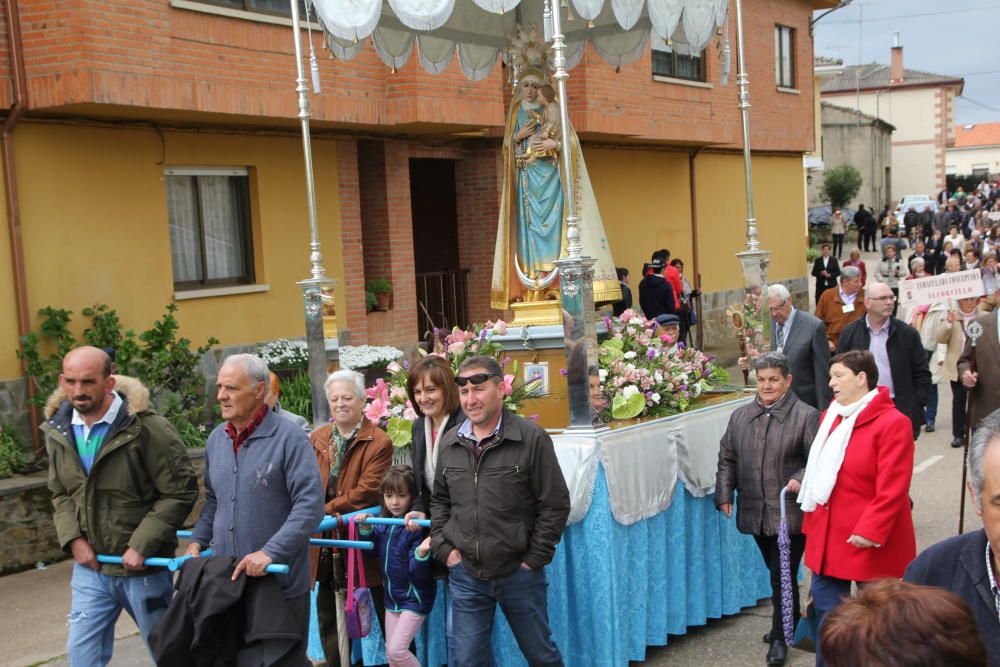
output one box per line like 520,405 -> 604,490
490,33 -> 620,314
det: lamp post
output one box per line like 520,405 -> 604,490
547,0 -> 601,431
732,0 -> 770,381
290,0 -> 336,426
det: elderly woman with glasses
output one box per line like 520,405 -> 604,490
309,369 -> 392,666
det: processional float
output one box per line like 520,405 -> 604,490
284,0 -> 766,430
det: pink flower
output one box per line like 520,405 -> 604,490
448,341 -> 466,355
364,396 -> 389,422
502,374 -> 515,396
619,308 -> 636,322
365,378 -> 389,403
493,320 -> 509,336
387,361 -> 402,373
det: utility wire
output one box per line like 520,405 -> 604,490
821,5 -> 1000,23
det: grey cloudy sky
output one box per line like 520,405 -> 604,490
812,0 -> 1000,125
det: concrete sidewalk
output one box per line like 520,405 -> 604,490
0,559 -> 144,667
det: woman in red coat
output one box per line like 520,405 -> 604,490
798,350 -> 916,667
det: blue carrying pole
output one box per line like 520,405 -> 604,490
310,539 -> 373,549
96,553 -> 289,575
360,517 -> 431,528
177,505 -> 397,540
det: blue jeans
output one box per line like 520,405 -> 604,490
67,563 -> 174,666
924,383 -> 939,426
448,563 -> 563,667
811,574 -> 855,667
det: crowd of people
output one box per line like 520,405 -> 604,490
46,346 -> 569,667
724,206 -> 1000,665
36,208 -> 1000,667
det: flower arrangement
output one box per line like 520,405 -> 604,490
338,344 -> 404,371
362,320 -> 543,463
595,309 -> 727,421
257,339 -> 310,370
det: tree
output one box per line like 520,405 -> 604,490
821,164 -> 863,210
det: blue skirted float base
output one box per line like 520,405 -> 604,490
309,468 -> 770,665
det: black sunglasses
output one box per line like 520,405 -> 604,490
454,373 -> 499,387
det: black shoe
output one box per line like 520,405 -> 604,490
766,640 -> 788,666
762,632 -> 775,644
952,437 -> 965,448
925,423 -> 935,432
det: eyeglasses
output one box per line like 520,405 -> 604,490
454,373 -> 499,387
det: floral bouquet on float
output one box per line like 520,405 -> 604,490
595,309 -> 727,422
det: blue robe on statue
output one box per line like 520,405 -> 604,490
515,105 -> 565,274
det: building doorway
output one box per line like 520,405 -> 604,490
409,158 -> 469,340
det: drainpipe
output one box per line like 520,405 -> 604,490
3,0 -> 40,451
689,147 -> 705,350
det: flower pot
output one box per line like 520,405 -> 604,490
375,292 -> 391,311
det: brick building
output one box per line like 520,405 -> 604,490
0,0 -> 834,432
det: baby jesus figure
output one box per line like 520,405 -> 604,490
523,84 -> 562,165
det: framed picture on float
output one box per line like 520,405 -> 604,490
523,361 -> 549,395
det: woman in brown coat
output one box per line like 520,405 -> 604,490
715,352 -> 820,666
310,369 -> 392,666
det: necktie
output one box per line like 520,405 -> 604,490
776,323 -> 785,351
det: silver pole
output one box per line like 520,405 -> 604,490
290,0 -> 335,426
733,0 -> 770,383
733,0 -> 758,253
549,2 -> 581,257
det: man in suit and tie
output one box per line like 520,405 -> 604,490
766,284 -> 832,409
811,243 -> 840,305
958,295 -> 1000,433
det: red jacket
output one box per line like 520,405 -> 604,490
663,264 -> 683,310
802,387 -> 916,581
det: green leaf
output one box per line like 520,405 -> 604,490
611,392 -> 645,420
387,417 -> 413,448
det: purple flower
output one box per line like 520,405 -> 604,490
559,368 -> 569,377
646,348 -> 658,360
402,359 -> 410,370
527,414 -> 540,421
480,328 -> 488,342
679,384 -> 688,391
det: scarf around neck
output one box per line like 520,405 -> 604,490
798,388 -> 879,512
423,413 -> 450,493
329,420 -> 362,480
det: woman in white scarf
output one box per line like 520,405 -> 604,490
798,350 -> 917,667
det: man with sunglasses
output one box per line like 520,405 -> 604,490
430,355 -> 570,667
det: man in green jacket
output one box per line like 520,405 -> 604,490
44,346 -> 198,665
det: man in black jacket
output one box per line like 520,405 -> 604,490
638,258 -> 677,319
854,205 -> 877,252
837,281 -> 931,439
431,355 -> 570,667
811,244 -> 840,305
904,410 -> 1000,667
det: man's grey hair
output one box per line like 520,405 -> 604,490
840,266 -> 861,282
324,369 -> 366,400
753,351 -> 790,378
967,409 -> 1000,504
766,284 -> 791,303
221,353 -> 269,397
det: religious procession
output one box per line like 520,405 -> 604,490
1,1 -> 1000,667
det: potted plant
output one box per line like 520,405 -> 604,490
257,339 -> 310,381
365,289 -> 378,313
366,278 -> 393,311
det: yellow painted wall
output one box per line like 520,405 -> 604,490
585,147 -> 806,295
585,147 -> 693,282
3,123 -> 346,378
694,153 -> 807,291
0,158 -> 18,377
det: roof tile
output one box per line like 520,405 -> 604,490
953,123 -> 1000,148
822,63 -> 962,93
